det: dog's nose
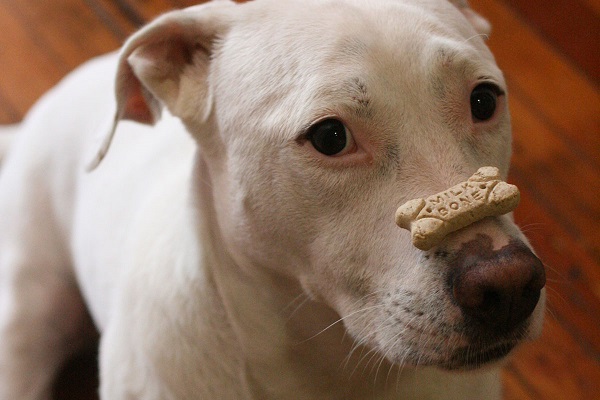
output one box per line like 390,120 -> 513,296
450,235 -> 546,333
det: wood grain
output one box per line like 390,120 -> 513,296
503,0 -> 600,84
0,0 -> 598,399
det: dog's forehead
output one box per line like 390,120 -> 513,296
214,0 -> 498,137
238,0 -> 475,40
227,0 -> 493,83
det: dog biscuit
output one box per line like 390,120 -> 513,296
395,167 -> 520,250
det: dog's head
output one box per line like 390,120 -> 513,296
98,0 -> 545,370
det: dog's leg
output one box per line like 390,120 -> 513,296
0,148 -> 94,400
0,262 -> 93,400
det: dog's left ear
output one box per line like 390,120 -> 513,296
448,0 -> 491,36
87,0 -> 236,170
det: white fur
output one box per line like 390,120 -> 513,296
0,126 -> 18,164
0,0 -> 544,399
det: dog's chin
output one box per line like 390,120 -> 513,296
380,323 -> 531,372
439,341 -> 517,371
385,340 -> 517,372
440,314 -> 544,371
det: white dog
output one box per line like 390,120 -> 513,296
0,0 -> 546,398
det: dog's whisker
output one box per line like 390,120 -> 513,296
354,321 -> 408,378
394,352 -> 409,393
373,353 -> 390,388
341,314 -> 391,376
517,220 -> 547,228
541,261 -> 568,282
346,340 -> 373,378
354,311 -> 423,377
282,292 -> 308,312
354,343 -> 382,377
344,315 -> 416,375
341,332 -> 374,373
344,290 -> 387,316
414,329 -> 432,367
388,342 -> 416,391
385,355 -> 399,389
340,316 -> 379,372
297,305 -> 384,345
284,295 -> 312,323
543,303 -> 559,323
373,340 -> 394,385
395,346 -> 413,372
349,344 -> 379,379
517,222 -> 547,232
341,342 -> 363,373
364,347 -> 385,377
367,314 -> 421,379
544,285 -> 567,307
339,292 -> 384,324
333,291 -> 385,341
375,330 -> 405,387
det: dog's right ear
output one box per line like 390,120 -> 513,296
448,0 -> 491,37
86,0 -> 236,170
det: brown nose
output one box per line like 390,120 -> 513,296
450,235 -> 546,333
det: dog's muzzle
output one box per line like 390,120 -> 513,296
394,166 -> 546,369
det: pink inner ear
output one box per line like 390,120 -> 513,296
122,83 -> 154,124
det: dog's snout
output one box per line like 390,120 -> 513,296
450,235 -> 546,333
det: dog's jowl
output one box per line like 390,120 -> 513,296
0,0 -> 545,399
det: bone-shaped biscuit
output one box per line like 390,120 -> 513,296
395,166 -> 520,250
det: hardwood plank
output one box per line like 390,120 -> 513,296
0,109 -> 14,125
6,0 -> 122,71
85,0 -> 134,40
510,93 -> 599,214
472,0 -> 600,167
506,184 -> 600,397
583,0 -> 600,15
117,0 -> 181,22
0,2 -> 66,118
503,28 -> 600,386
0,92 -> 20,124
510,92 -> 600,262
111,0 -> 147,27
507,316 -> 600,399
503,0 -> 600,83
477,8 -> 600,387
503,365 -> 539,399
119,0 -> 249,23
487,5 -> 600,376
512,178 -> 600,349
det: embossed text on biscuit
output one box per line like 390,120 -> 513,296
395,167 -> 520,250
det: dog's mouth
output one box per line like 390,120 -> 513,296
377,324 -> 524,371
441,340 -> 518,370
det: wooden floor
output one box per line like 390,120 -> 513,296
0,0 -> 598,399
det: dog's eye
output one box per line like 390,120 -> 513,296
307,119 -> 355,156
470,84 -> 500,122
